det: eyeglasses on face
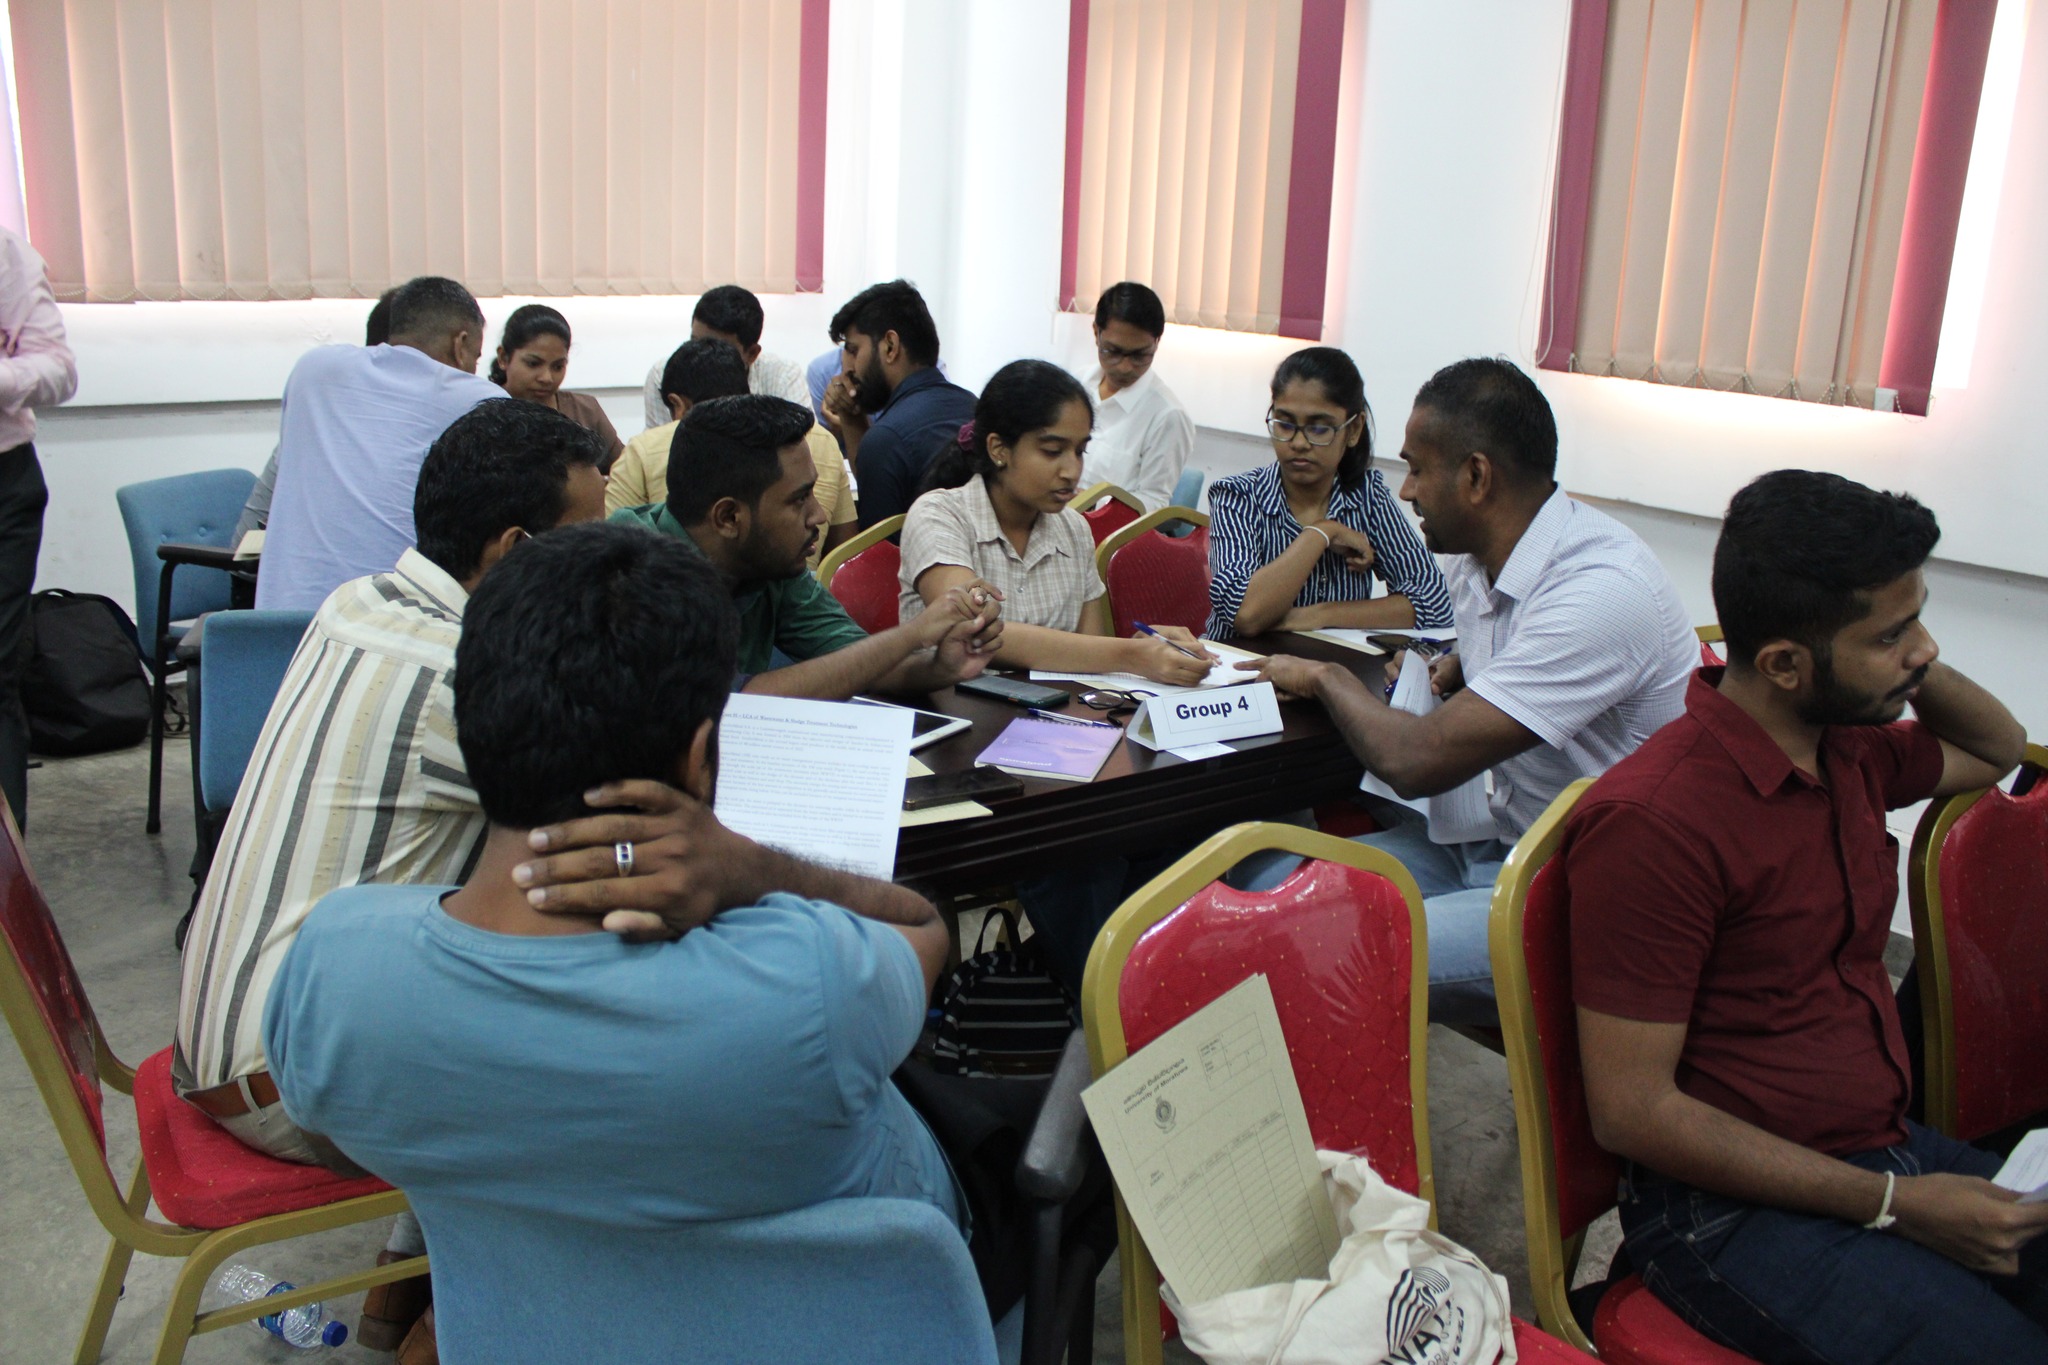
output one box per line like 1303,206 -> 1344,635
1097,341 -> 1157,365
1265,408 -> 1358,447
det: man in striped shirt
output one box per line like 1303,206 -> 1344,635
173,399 -> 607,1352
1247,360 -> 1697,1025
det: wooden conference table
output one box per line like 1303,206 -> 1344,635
893,632 -> 1378,897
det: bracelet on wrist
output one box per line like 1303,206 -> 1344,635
1865,1170 -> 1898,1230
1303,525 -> 1332,551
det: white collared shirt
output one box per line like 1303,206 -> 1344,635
1081,366 -> 1195,513
641,349 -> 812,430
1451,488 -> 1698,840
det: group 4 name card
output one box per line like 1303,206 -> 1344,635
1126,681 -> 1282,751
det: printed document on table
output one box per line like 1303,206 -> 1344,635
1362,650 -> 1496,845
1081,975 -> 1340,1304
713,694 -> 912,879
1995,1129 -> 2048,1202
1029,641 -> 1265,696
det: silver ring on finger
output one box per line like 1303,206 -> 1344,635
614,840 -> 635,878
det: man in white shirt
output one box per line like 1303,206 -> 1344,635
1079,282 -> 1193,514
640,284 -> 810,430
256,276 -> 501,611
0,226 -> 78,827
1247,358 -> 1697,1024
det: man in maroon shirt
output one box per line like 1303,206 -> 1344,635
1565,470 -> 2044,1362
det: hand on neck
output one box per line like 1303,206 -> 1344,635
442,826 -> 609,938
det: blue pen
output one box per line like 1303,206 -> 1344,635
1131,620 -> 1206,661
1028,707 -> 1119,730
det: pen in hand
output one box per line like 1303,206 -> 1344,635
1132,620 -> 1208,662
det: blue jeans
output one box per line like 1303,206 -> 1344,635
1620,1122 -> 2048,1364
1231,801 -> 1508,1026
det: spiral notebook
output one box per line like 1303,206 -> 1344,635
975,716 -> 1122,782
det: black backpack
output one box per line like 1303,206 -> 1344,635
924,908 -> 1078,1078
24,590 -> 151,756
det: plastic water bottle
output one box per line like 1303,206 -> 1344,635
214,1264 -> 349,1349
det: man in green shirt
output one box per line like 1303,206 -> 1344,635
611,394 -> 1001,697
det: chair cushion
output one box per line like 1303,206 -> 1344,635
132,1048 -> 392,1230
1511,1318 -> 1600,1361
1593,1274 -> 1755,1363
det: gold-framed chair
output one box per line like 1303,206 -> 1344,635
816,514 -> 908,635
1081,821 -> 1432,1365
0,804 -> 425,1365
1490,781 -> 1753,1362
1074,483 -> 1144,545
1908,742 -> 2048,1141
1093,506 -> 1212,640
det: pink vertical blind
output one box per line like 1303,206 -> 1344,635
1538,0 -> 1993,414
1060,0 -> 1346,338
9,0 -> 830,303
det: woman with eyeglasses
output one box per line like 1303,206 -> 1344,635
1204,347 -> 1451,640
1080,282 -> 1194,513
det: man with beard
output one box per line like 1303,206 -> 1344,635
1245,358 -> 1697,1023
1564,470 -> 2043,1361
609,393 -> 1002,699
821,279 -> 977,528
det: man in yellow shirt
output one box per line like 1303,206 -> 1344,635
612,338 -> 856,565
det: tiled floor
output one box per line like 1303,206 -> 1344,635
2,734 -> 1614,1364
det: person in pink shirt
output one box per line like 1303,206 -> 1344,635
0,226 -> 78,828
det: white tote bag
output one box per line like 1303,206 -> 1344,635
1162,1151 -> 1517,1365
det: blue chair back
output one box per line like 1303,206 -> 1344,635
1171,467 -> 1204,510
197,611 -> 314,813
114,468 -> 256,648
419,1197 -> 1000,1365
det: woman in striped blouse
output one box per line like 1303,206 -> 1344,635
1205,347 -> 1452,641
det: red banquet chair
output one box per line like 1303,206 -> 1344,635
1694,623 -> 1725,668
1094,506 -> 1211,639
1490,782 -> 1754,1363
0,804 -> 424,1365
817,514 -> 906,635
1909,742 -> 2048,1142
1075,483 -> 1143,545
1083,821 -> 1601,1365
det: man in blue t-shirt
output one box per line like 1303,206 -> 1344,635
264,522 -> 959,1356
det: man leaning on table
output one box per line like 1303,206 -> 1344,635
1568,471 -> 2044,1362
609,392 -> 1004,700
1244,358 -> 1697,1025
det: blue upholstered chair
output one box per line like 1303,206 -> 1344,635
114,469 -> 256,832
1170,466 -> 1204,511
194,610 -> 312,818
414,1196 -> 1010,1365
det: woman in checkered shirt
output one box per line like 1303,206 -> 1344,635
898,359 -> 1215,687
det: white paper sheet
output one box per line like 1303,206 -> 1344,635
1995,1129 -> 2048,1202
1166,742 -> 1238,762
1029,641 -> 1265,696
1081,975 -> 1341,1304
713,695 -> 913,879
1362,650 -> 1497,845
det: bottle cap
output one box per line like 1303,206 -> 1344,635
322,1321 -> 349,1347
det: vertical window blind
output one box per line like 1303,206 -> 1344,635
8,0 -> 831,304
1060,0 -> 1346,338
1538,0 -> 1996,414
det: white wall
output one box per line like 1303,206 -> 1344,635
28,0 -> 2048,746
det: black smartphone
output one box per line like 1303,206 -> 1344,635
903,769 -> 1026,810
955,675 -> 1074,708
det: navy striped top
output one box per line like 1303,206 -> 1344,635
1204,463 -> 1453,640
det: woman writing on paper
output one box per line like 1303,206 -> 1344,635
1204,347 -> 1451,641
900,359 -> 1215,686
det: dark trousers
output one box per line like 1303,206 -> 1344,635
0,443 -> 45,828
1619,1121 -> 2048,1364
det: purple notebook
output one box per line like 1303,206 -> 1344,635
976,717 -> 1123,782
